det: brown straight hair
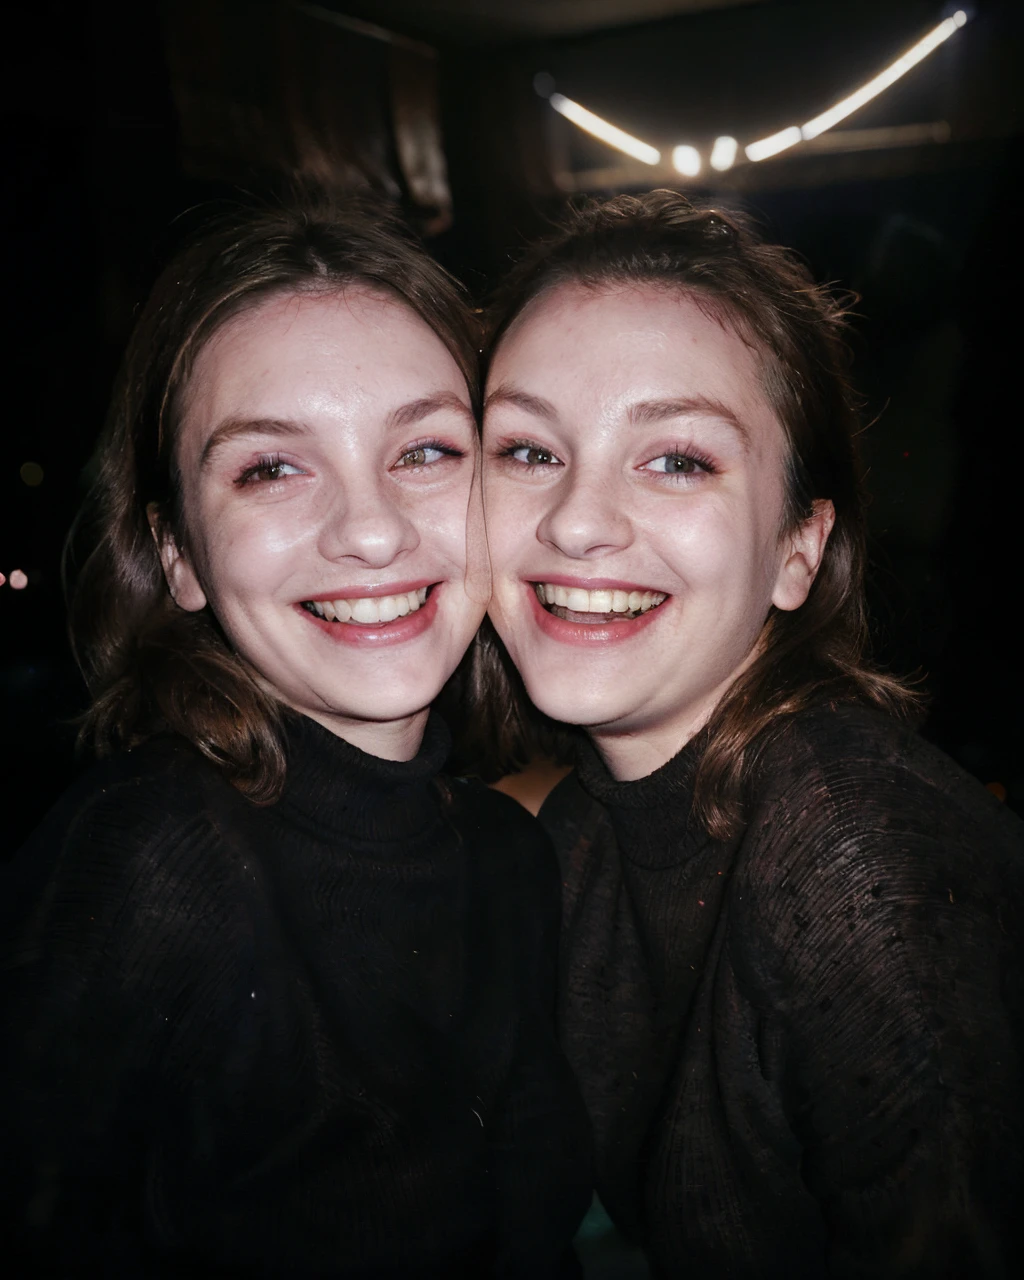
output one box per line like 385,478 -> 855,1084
67,194 -> 479,803
473,189 -> 920,839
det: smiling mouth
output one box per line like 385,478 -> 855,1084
533,582 -> 667,624
302,586 -> 430,625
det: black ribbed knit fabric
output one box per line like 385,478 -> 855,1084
540,705 -> 1024,1279
0,712 -> 591,1278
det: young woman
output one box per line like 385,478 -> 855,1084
480,190 -> 1023,1279
0,199 -> 590,1277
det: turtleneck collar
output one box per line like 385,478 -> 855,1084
275,710 -> 452,845
573,728 -> 713,869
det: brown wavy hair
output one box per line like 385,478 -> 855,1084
67,194 -> 479,802
470,189 -> 920,838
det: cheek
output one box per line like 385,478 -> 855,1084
647,498 -> 744,572
192,500 -> 318,600
482,479 -> 540,566
408,486 -> 472,571
646,498 -> 777,596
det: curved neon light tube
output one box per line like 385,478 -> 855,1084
549,92 -> 661,165
746,10 -> 969,161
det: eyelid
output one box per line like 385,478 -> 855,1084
494,437 -> 564,466
639,445 -> 717,475
391,437 -> 467,470
234,453 -> 309,486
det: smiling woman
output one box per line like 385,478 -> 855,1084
480,192 -> 1024,1278
0,197 -> 590,1277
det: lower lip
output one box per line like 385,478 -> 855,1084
526,583 -> 668,646
296,586 -> 440,647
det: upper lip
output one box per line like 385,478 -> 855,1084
526,574 -> 668,593
301,579 -> 437,602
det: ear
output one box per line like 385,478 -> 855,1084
146,501 -> 207,613
771,498 -> 835,613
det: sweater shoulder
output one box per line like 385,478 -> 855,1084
730,706 -> 1024,977
12,735 -> 243,863
1,738 -> 252,959
748,704 -> 1023,861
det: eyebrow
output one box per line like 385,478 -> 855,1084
386,390 -> 476,431
483,384 -> 558,421
199,392 -> 476,469
627,396 -> 750,446
485,383 -> 749,446
200,417 -> 313,468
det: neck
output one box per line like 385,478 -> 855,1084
591,715 -> 704,782
302,706 -> 430,762
591,640 -> 767,781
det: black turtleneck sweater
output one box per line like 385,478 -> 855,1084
0,713 -> 591,1278
540,705 -> 1024,1280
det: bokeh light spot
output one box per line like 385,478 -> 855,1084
20,461 -> 44,486
9,569 -> 29,589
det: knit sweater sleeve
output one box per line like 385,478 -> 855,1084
0,747 -> 247,1275
731,715 -> 1024,1279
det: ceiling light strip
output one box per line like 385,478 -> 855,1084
549,92 -> 661,165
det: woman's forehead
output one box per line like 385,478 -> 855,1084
487,281 -> 775,428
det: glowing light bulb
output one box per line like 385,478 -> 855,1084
709,136 -> 738,171
671,145 -> 701,177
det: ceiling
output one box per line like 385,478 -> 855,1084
318,0 -> 764,44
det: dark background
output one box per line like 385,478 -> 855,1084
2,0 -> 1021,854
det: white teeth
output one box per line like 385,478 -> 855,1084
306,588 -> 430,625
350,598 -> 379,624
533,584 -> 667,616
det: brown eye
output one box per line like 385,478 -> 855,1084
237,456 -> 304,486
510,444 -> 559,466
395,444 -> 450,469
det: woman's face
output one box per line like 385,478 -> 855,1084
483,283 -> 830,776
157,287 -> 484,754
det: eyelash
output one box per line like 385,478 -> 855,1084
393,438 -> 466,470
494,439 -> 718,480
235,453 -> 304,486
495,438 -> 562,470
642,447 -> 718,479
233,438 -> 465,487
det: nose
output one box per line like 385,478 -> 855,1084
536,465 -> 634,560
318,477 -> 420,570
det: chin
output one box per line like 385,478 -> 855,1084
519,672 -> 630,732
